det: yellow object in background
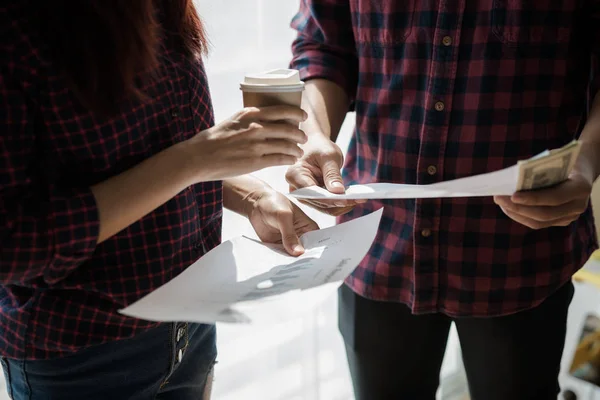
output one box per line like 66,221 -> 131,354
591,250 -> 600,261
573,250 -> 600,290
570,314 -> 600,387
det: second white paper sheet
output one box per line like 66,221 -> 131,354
120,208 -> 383,324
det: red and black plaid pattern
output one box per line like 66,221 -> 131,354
291,0 -> 600,316
0,3 -> 222,359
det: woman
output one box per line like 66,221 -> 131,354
0,1 -> 317,399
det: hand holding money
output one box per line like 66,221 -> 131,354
494,140 -> 594,229
515,140 -> 582,191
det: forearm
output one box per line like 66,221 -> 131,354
223,175 -> 272,218
0,142 -> 196,284
91,142 -> 193,243
301,79 -> 350,142
578,92 -> 600,183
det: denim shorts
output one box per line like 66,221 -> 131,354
1,322 -> 216,400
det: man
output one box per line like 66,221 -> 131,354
286,1 -> 600,399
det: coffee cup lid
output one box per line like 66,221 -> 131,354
240,69 -> 305,93
244,69 -> 301,85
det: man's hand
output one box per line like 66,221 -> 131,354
494,146 -> 597,229
494,175 -> 592,229
285,134 -> 365,216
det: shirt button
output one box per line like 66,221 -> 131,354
178,348 -> 184,363
421,229 -> 432,238
177,328 -> 184,342
434,101 -> 445,112
171,107 -> 180,118
442,36 -> 453,46
427,165 -> 438,176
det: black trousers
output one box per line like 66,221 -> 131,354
339,282 -> 574,400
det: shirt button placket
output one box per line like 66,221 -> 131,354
416,29 -> 457,309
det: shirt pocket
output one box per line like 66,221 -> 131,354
353,0 -> 416,45
491,0 -> 576,46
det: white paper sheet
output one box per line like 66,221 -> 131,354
119,208 -> 383,324
290,165 -> 519,200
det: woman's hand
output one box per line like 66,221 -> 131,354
181,106 -> 308,184
247,189 -> 319,256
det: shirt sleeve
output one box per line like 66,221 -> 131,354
0,64 -> 100,286
589,1 -> 600,100
289,0 -> 359,105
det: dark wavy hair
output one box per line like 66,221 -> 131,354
41,0 -> 208,115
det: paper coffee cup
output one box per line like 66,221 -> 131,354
240,69 -> 305,108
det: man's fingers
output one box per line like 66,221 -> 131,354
297,199 -> 339,210
286,168 -> 320,191
510,180 -> 588,206
314,198 -> 365,208
499,206 -> 576,229
320,158 -> 345,194
326,205 -> 357,216
297,199 -> 356,216
494,196 -> 586,222
298,199 -> 327,209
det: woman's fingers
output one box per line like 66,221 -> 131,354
252,154 -> 299,170
248,122 -> 307,144
242,105 -> 307,124
250,139 -> 303,158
